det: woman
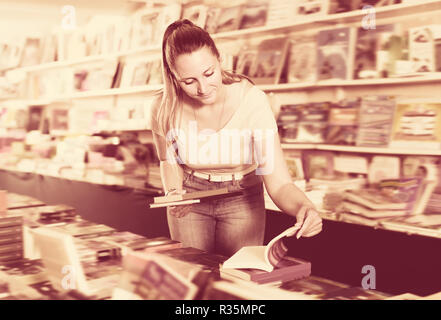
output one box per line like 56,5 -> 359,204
151,19 -> 322,256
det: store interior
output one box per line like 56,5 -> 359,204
0,0 -> 441,300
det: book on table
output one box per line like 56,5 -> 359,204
221,225 -> 302,273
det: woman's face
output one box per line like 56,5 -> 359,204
172,46 -> 223,106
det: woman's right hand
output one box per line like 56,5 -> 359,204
166,189 -> 192,218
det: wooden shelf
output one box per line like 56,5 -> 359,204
281,143 -> 441,156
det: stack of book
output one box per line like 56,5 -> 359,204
0,211 -> 24,264
338,178 -> 422,225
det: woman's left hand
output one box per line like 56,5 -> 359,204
294,206 -> 323,239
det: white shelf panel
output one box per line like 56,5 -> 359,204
281,143 -> 441,156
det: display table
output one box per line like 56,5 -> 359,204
1,168 -> 440,296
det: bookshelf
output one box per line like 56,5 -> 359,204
2,0 -> 439,75
281,143 -> 441,156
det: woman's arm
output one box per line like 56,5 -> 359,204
152,131 -> 184,193
259,132 -> 323,238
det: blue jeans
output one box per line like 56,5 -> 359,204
167,171 -> 266,257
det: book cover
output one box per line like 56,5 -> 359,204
409,26 -> 436,73
146,60 -> 163,85
287,34 -> 317,83
234,48 -> 258,77
390,100 -> 441,149
181,2 -> 208,29
222,225 -> 300,272
215,6 -> 243,33
303,151 -> 334,180
266,0 -> 298,27
204,6 -> 222,34
277,104 -> 303,143
356,95 -> 396,147
317,27 -> 356,80
239,1 -> 268,30
367,156 -> 400,184
220,256 -> 311,284
353,24 -> 395,79
131,9 -> 160,48
248,37 -> 289,85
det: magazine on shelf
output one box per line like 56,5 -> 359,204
239,0 -> 268,30
317,27 -> 356,80
181,2 -> 208,29
353,24 -> 395,79
151,186 -> 243,207
344,178 -> 422,212
356,95 -> 396,147
222,225 -> 300,273
204,6 -> 222,33
215,5 -> 243,33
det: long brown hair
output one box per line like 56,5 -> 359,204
157,19 -> 251,142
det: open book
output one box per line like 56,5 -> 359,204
149,187 -> 243,208
222,225 -> 300,272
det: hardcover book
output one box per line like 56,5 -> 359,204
390,100 -> 441,149
215,6 -> 243,33
409,26 -> 436,73
239,1 -> 268,30
287,34 -> 317,83
248,37 -> 289,85
181,2 -> 208,29
317,27 -> 356,80
356,95 -> 396,147
220,256 -> 311,284
344,178 -> 421,212
353,24 -> 395,79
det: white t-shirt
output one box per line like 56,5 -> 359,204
151,80 -> 278,175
